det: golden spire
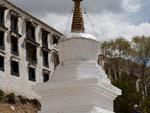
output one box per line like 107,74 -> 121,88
71,0 -> 85,33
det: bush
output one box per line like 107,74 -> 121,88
0,90 -> 4,96
0,89 -> 41,111
30,99 -> 41,110
18,95 -> 28,104
0,89 -> 4,101
113,72 -> 142,113
142,97 -> 150,113
6,93 -> 17,104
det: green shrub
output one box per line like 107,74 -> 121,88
18,95 -> 28,104
6,93 -> 16,104
25,111 -> 28,113
0,89 -> 4,101
30,99 -> 41,110
0,89 -> 4,96
113,72 -> 142,113
142,97 -> 150,113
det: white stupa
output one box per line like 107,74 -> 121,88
35,0 -> 121,113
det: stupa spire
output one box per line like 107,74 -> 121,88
71,0 -> 85,33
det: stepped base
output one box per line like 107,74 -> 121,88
39,105 -> 114,113
36,78 -> 120,113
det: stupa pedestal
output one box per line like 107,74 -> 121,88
35,33 -> 121,113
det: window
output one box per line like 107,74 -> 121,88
0,31 -> 4,50
11,36 -> 19,56
43,73 -> 49,82
43,51 -> 49,68
42,30 -> 48,47
29,67 -> 36,82
52,36 -> 58,45
53,53 -> 59,69
0,10 -> 4,26
11,15 -> 18,33
26,43 -> 37,63
53,36 -> 58,45
11,60 -> 19,76
0,55 -> 4,71
26,21 -> 35,41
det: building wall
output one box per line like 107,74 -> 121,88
0,0 -> 63,98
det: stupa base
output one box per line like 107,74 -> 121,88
35,77 -> 120,113
39,105 -> 114,113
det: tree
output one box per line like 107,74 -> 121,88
100,40 -> 115,57
101,36 -> 150,113
113,71 -> 142,113
101,37 -> 150,97
100,36 -> 150,113
100,38 -> 134,79
101,38 -> 131,58
142,97 -> 150,113
132,36 -> 150,97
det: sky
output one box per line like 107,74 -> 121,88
10,0 -> 150,41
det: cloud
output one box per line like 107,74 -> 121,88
99,19 -> 150,41
122,0 -> 142,13
10,0 -> 150,41
40,12 -> 150,41
11,0 -> 124,16
89,13 -> 150,41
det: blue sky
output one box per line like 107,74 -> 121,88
11,0 -> 150,41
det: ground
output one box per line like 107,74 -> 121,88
0,103 -> 38,113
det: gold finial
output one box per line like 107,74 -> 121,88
71,0 -> 85,33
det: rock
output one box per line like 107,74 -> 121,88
10,106 -> 15,111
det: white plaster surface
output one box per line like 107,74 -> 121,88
35,33 -> 121,113
67,33 -> 98,41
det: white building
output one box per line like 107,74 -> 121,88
0,0 -> 63,98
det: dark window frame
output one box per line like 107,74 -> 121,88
26,42 -> 37,64
28,67 -> 36,82
10,14 -> 18,34
43,50 -> 49,68
11,36 -> 19,56
0,55 -> 4,71
0,30 -> 5,50
26,21 -> 35,41
43,72 -> 49,82
0,9 -> 4,26
42,30 -> 49,48
11,60 -> 19,77
53,52 -> 60,69
52,36 -> 58,45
